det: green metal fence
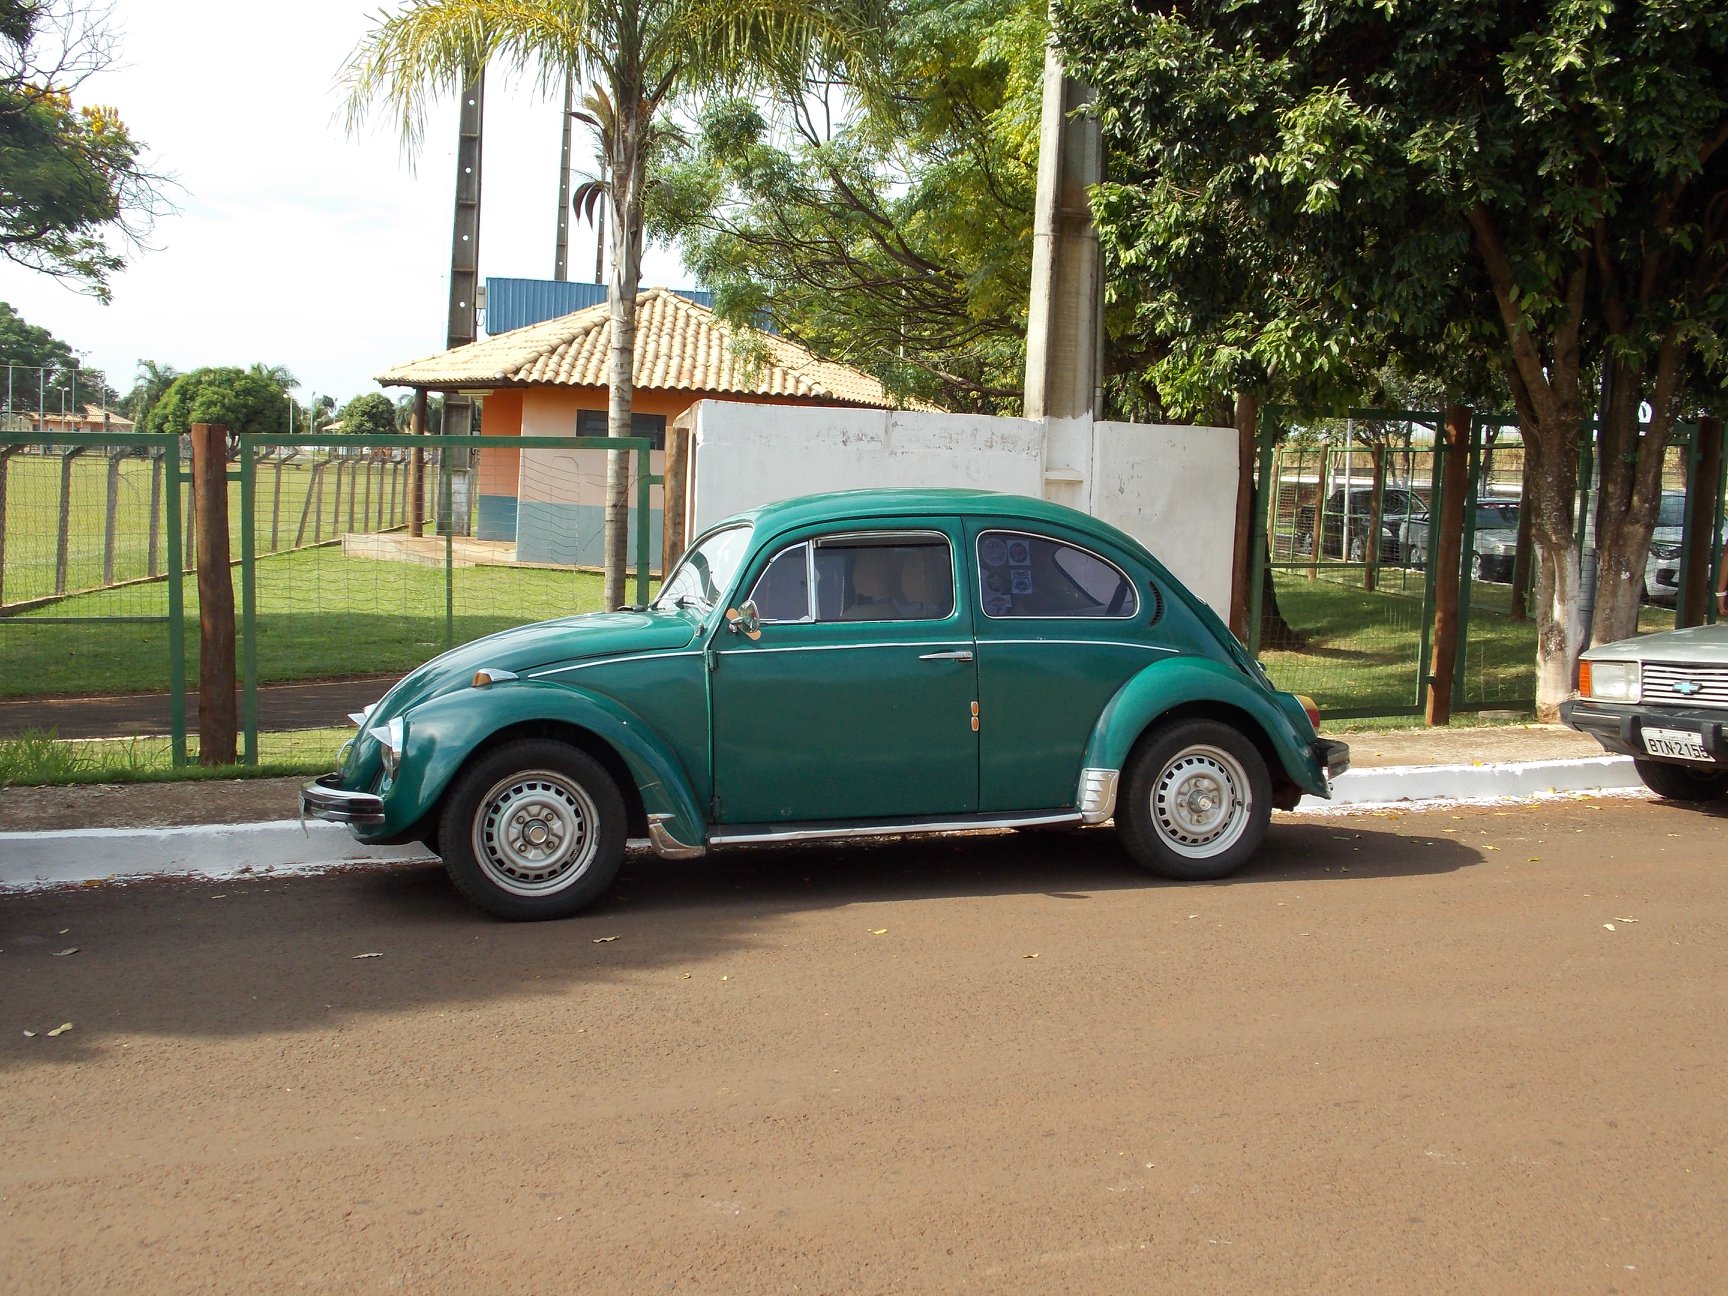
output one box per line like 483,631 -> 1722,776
1251,409 -> 1726,720
0,429 -> 656,767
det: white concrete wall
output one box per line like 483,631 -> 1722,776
687,402 -> 1237,618
689,405 -> 1045,531
1090,420 -> 1237,615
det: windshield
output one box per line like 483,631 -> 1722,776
1656,495 -> 1686,528
652,525 -> 751,615
1474,503 -> 1518,528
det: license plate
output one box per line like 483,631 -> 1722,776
1643,726 -> 1710,761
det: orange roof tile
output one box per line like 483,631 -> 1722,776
376,288 -> 921,410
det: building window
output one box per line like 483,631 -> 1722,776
576,409 -> 666,450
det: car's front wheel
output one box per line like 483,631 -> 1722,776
1116,720 -> 1272,881
438,740 -> 626,920
1633,758 -> 1728,803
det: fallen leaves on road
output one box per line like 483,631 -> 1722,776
869,928 -> 888,936
46,1023 -> 72,1037
592,936 -> 619,944
352,952 -> 383,959
51,948 -> 78,957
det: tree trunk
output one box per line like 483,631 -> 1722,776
603,115 -> 648,611
1229,392 -> 1256,640
1521,404 -> 1586,719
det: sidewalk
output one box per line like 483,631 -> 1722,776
0,724 -> 1641,890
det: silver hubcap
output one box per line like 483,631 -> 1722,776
1151,745 -> 1250,858
473,770 -> 599,896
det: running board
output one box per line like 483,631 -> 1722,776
708,809 -> 1083,849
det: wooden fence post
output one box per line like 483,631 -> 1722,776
1425,404 -> 1471,725
409,390 -> 427,538
661,410 -> 696,575
191,422 -> 237,765
1680,416 -> 1723,627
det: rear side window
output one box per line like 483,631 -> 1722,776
976,531 -> 1138,619
747,532 -> 956,623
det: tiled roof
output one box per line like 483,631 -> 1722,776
376,288 -> 917,410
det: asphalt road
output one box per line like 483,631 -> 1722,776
4,794 -> 1725,1294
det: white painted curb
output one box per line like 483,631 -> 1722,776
0,820 -> 433,890
0,755 -> 1647,892
1301,753 -> 1643,810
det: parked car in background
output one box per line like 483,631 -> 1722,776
1402,499 -> 1522,581
1293,486 -> 1429,562
1561,621 -> 1728,801
1637,491 -> 1691,604
303,489 -> 1349,920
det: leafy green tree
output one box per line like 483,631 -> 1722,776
338,391 -> 398,438
343,0 -> 875,609
660,0 -> 1044,413
1059,0 -> 1728,715
146,367 -> 290,439
0,299 -> 116,413
0,0 -> 162,300
394,391 -> 444,433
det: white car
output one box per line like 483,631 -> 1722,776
1561,621 -> 1728,801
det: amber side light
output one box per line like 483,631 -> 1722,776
1296,693 -> 1322,730
1577,661 -> 1592,697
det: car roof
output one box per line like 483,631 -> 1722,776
723,488 -> 1141,549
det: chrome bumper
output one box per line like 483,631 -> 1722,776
301,772 -> 386,826
1315,738 -> 1351,780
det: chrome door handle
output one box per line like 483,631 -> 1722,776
918,650 -> 974,662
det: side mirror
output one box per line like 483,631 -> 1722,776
725,600 -> 762,641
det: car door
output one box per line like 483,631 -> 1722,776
709,521 -> 979,824
969,522 -> 1169,811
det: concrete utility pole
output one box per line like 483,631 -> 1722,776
440,65 -> 485,535
1023,33 -> 1104,509
554,72 -> 574,282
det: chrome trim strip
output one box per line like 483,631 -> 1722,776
715,641 -> 973,657
979,639 -> 1178,655
532,650 -> 704,678
472,667 -> 518,686
710,810 -> 1082,847
1077,768 -> 1120,825
646,813 -> 708,860
918,650 -> 975,662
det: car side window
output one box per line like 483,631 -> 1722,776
976,531 -> 1138,619
805,532 -> 956,622
748,542 -> 812,623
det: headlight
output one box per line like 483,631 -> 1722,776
1579,660 -> 1639,703
368,716 -> 405,778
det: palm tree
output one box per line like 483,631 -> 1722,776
343,0 -> 868,608
128,359 -> 178,428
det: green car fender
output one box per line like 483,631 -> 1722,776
1082,657 -> 1329,799
379,680 -> 707,845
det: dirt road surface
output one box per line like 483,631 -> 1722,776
4,794 -> 1725,1294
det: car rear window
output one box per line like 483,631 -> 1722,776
976,531 -> 1138,618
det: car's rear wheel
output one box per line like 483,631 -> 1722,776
1116,720 -> 1272,881
438,740 -> 626,920
1633,758 -> 1728,803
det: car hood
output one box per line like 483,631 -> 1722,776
1585,621 -> 1728,665
372,609 -> 703,719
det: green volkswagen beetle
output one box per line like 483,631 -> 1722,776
303,489 -> 1348,919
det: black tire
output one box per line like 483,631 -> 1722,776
1116,720 -> 1273,882
438,739 -> 627,920
1633,758 -> 1728,803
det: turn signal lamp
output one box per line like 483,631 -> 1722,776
1295,693 -> 1323,730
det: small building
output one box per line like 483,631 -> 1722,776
375,288 -> 917,567
7,405 -> 134,435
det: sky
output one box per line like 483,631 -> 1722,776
0,0 -> 686,409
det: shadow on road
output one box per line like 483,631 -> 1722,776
1,820 -> 1480,1062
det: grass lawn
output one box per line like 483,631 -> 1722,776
1,451 -> 412,607
0,545 -> 609,699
